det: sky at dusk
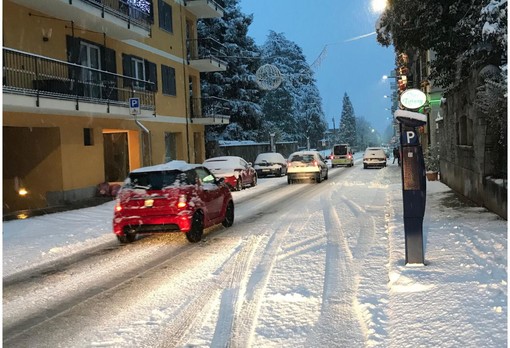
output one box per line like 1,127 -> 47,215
239,0 -> 396,135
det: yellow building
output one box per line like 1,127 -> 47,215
3,0 -> 229,213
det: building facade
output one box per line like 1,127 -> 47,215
3,0 -> 230,213
396,49 -> 507,219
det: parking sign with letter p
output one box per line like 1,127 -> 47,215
129,98 -> 140,115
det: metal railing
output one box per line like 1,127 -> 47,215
3,47 -> 156,112
191,96 -> 230,123
187,37 -> 227,65
185,0 -> 225,13
83,0 -> 153,31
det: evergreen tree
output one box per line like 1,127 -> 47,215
197,0 -> 263,141
259,31 -> 327,146
338,93 -> 357,147
376,0 -> 506,91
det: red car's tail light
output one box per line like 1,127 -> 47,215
287,161 -> 292,167
114,198 -> 122,212
312,160 -> 318,166
177,194 -> 188,208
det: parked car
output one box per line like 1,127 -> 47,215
253,152 -> 287,177
363,147 -> 387,169
287,150 -> 329,184
330,143 -> 354,167
203,156 -> 257,191
113,160 -> 234,243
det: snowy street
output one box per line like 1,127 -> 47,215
3,161 -> 507,347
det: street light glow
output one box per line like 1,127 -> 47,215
371,0 -> 387,13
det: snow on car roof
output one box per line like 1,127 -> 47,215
204,156 -> 242,162
131,160 -> 199,173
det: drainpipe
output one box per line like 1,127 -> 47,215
179,3 -> 191,162
135,116 -> 152,166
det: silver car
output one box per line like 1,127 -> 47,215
287,151 -> 329,184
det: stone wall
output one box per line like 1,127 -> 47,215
438,68 -> 507,219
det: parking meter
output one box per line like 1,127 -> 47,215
396,109 -> 427,265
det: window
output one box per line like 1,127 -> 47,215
84,128 -> 94,146
131,57 -> 145,88
122,54 -> 157,91
158,0 -> 173,32
164,132 -> 177,162
162,65 -> 176,96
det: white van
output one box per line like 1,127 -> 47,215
330,144 -> 354,167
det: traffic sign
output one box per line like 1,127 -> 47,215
129,98 -> 140,115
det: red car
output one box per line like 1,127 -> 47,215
113,161 -> 234,243
203,156 -> 257,191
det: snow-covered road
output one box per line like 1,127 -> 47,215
3,162 -> 507,347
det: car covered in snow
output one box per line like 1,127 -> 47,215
287,150 -> 329,184
363,147 -> 387,169
113,161 -> 234,243
253,152 -> 287,177
203,156 -> 257,191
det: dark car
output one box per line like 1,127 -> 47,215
203,156 -> 257,191
253,152 -> 288,177
113,161 -> 234,243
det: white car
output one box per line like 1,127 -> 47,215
287,151 -> 329,184
363,147 -> 387,169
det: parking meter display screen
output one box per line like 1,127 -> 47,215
402,147 -> 420,190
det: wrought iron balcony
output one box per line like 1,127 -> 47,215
3,47 -> 156,115
184,0 -> 224,18
190,96 -> 230,125
187,38 -> 227,72
10,0 -> 153,40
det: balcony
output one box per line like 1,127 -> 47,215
3,47 -> 156,118
11,0 -> 152,40
187,38 -> 227,72
190,96 -> 230,125
184,0 -> 224,18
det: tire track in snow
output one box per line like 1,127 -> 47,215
155,235 -> 263,347
227,219 -> 294,348
305,190 -> 366,347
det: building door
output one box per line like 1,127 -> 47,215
80,42 -> 101,98
103,132 -> 129,182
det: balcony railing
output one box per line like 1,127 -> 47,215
3,47 -> 156,113
187,37 -> 227,72
184,0 -> 224,18
191,96 -> 230,124
83,0 -> 153,31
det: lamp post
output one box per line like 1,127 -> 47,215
270,132 -> 276,152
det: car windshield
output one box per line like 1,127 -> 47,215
333,145 -> 348,155
125,170 -> 193,190
290,154 -> 315,163
204,158 -> 239,168
255,154 -> 282,163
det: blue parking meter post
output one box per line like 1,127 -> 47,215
398,114 -> 427,265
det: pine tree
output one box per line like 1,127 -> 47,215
197,0 -> 263,141
259,31 -> 327,146
338,93 -> 357,147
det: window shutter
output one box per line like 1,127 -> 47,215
145,60 -> 157,91
122,54 -> 133,88
102,47 -> 117,100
